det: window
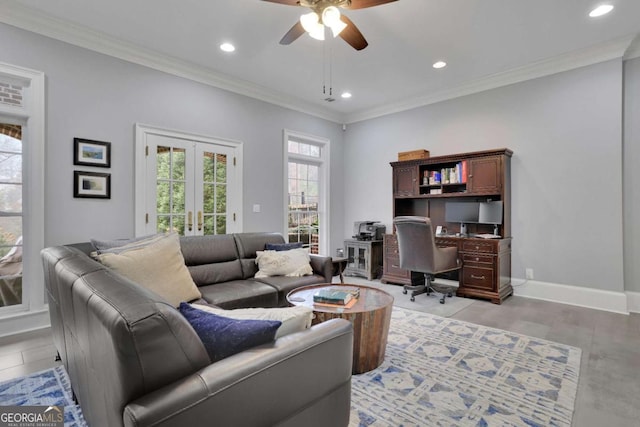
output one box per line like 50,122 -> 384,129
284,130 -> 329,255
0,127 -> 22,308
0,62 -> 45,333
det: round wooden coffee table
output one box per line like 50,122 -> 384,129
286,284 -> 394,374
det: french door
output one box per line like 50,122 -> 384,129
136,125 -> 242,236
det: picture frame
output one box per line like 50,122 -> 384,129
73,138 -> 111,168
73,171 -> 111,199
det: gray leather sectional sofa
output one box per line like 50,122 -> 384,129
41,232 -> 353,427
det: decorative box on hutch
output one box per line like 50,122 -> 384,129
398,149 -> 430,161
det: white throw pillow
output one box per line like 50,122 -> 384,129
94,232 -> 201,307
191,304 -> 314,339
254,248 -> 313,278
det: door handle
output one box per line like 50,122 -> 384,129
197,211 -> 203,231
188,211 -> 193,231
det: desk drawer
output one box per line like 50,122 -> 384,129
463,254 -> 494,265
462,266 -> 494,291
462,241 -> 495,254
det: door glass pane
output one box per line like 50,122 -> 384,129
200,151 -> 228,235
215,154 -> 227,183
203,184 -> 214,212
216,215 -> 226,234
157,215 -> 170,234
156,146 -> 187,236
0,129 -> 22,308
215,184 -> 226,213
172,215 -> 185,235
203,152 -> 214,182
172,182 -> 185,212
203,215 -> 214,235
172,148 -> 185,180
156,182 -> 169,214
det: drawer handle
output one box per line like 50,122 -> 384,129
475,245 -> 479,250
471,274 -> 485,280
391,264 -> 399,268
475,257 -> 479,261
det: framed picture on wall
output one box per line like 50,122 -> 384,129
73,138 -> 111,168
73,171 -> 111,199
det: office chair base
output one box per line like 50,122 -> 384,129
403,277 -> 455,304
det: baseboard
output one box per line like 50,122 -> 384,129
512,279 -> 630,314
0,308 -> 51,338
626,291 -> 640,314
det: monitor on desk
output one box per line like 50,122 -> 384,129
445,202 -> 479,224
478,201 -> 503,225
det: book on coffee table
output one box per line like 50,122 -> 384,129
313,287 -> 360,305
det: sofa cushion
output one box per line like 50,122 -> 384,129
178,303 -> 281,362
264,242 -> 304,251
192,304 -> 313,339
198,280 -> 279,309
255,248 -> 313,278
234,232 -> 286,279
180,235 -> 244,285
93,233 -> 202,307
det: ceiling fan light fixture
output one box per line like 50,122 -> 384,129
322,6 -> 347,37
433,61 -> 447,69
300,11 -> 325,40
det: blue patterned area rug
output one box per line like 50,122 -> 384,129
350,307 -> 581,426
0,365 -> 87,427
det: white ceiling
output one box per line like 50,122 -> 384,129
1,0 -> 639,123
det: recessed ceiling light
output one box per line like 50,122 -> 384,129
433,61 -> 447,69
589,4 -> 614,17
220,43 -> 235,52
341,92 -> 352,99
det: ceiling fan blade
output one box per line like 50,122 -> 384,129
339,15 -> 368,50
279,21 -> 306,45
342,0 -> 398,10
261,0 -> 300,5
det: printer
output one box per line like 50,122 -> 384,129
353,221 -> 386,241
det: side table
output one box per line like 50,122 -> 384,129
331,257 -> 348,283
286,284 -> 394,374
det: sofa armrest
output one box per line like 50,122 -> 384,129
123,318 -> 353,427
309,254 -> 333,283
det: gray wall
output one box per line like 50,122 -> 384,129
0,22 -> 345,250
624,57 -> 640,292
343,60 -> 627,293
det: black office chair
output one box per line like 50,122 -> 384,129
393,216 -> 461,304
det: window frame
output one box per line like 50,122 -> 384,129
0,61 -> 46,335
283,129 -> 330,255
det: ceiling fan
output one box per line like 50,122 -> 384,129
262,0 -> 398,51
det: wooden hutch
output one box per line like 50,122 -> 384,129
381,148 -> 513,304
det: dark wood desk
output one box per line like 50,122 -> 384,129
381,234 -> 512,304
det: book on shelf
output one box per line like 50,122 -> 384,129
313,287 -> 360,305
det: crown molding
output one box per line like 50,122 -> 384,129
345,34 -> 638,124
0,1 -> 343,123
624,35 -> 640,60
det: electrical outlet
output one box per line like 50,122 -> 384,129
525,268 -> 534,280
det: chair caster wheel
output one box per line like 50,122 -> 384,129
440,298 -> 445,304
402,289 -> 407,295
447,293 -> 453,297
410,296 -> 415,302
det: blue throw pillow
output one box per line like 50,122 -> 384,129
178,303 -> 281,362
265,242 -> 304,251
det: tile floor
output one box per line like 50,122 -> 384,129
0,296 -> 638,426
